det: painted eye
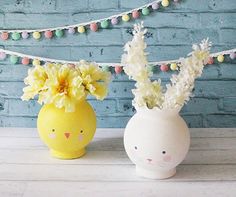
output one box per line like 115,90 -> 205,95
162,151 -> 166,154
80,130 -> 83,133
134,146 -> 138,150
52,129 -> 55,132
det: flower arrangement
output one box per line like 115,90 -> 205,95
21,61 -> 111,112
122,23 -> 211,110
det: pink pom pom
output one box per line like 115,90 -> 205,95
160,64 -> 169,72
152,2 -> 159,10
111,17 -> 119,25
22,31 -> 29,39
0,52 -> 7,60
21,57 -> 30,65
207,57 -> 214,65
90,23 -> 98,32
44,30 -> 53,39
230,52 -> 236,60
132,10 -> 140,19
1,32 -> 9,40
115,66 -> 123,74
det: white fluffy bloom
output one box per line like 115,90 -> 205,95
122,23 -> 211,110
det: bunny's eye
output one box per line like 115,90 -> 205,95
134,146 -> 138,150
162,151 -> 166,154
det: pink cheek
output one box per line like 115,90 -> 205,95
78,134 -> 83,141
163,155 -> 172,162
49,133 -> 56,139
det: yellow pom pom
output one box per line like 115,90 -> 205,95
32,59 -> 41,66
170,63 -> 177,71
78,26 -> 85,33
217,55 -> 224,63
161,0 -> 169,7
122,14 -> 130,22
33,31 -> 41,40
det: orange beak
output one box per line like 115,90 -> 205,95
64,132 -> 70,139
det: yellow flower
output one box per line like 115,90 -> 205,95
77,62 -> 110,100
44,64 -> 85,112
21,65 -> 48,101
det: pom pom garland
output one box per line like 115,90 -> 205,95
68,27 -> 75,34
111,18 -> 119,25
0,52 -> 6,60
115,66 -> 123,74
44,30 -> 53,39
11,32 -> 21,40
122,14 -> 130,22
78,26 -> 86,33
21,31 -> 29,39
101,20 -> 109,29
207,57 -> 214,65
217,55 -> 224,63
170,63 -> 178,71
32,59 -> 41,66
132,10 -> 140,19
142,7 -> 150,16
10,55 -> 18,64
160,64 -> 169,72
230,52 -> 235,60
21,57 -> 30,65
33,32 -> 41,40
161,0 -> 169,7
55,29 -> 64,38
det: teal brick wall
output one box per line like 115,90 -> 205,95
0,0 -> 236,128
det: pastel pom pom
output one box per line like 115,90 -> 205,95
229,52 -> 235,60
0,52 -> 7,60
142,7 -> 150,16
78,26 -> 86,33
68,27 -> 75,34
11,32 -> 21,40
160,64 -> 169,72
161,0 -> 169,7
174,0 -> 179,2
21,31 -> 29,39
1,32 -> 9,40
217,55 -> 224,63
115,65 -> 123,74
21,57 -> 30,65
32,59 -> 41,66
132,10 -> 140,19
170,63 -> 178,70
101,20 -> 109,29
33,32 -> 41,40
152,2 -> 159,10
207,57 -> 214,65
44,30 -> 53,39
90,23 -> 98,32
102,65 -> 110,72
111,17 -> 119,25
122,14 -> 130,22
55,29 -> 64,38
10,55 -> 18,64
147,64 -> 155,72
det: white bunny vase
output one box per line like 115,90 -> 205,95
124,107 -> 190,179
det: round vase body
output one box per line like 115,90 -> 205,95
124,107 -> 190,179
37,100 -> 96,159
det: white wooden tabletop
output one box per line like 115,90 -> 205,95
1,128 -> 236,197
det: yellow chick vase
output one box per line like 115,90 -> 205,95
37,100 -> 96,159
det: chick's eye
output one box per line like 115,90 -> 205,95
134,146 -> 138,150
52,129 -> 55,132
162,151 -> 166,154
80,130 -> 83,133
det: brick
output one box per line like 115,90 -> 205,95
0,64 -> 28,82
0,116 -> 37,127
200,13 -> 236,28
157,28 -> 190,45
56,0 -> 88,12
181,98 -> 220,113
4,13 -> 72,29
88,99 -> 117,115
205,114 -> 236,128
189,29 -> 219,44
200,65 -> 219,79
117,99 -> 135,115
219,64 -> 236,79
220,29 -> 236,44
24,0 -> 56,13
223,97 -> 236,112
87,29 -> 123,45
181,115 -> 203,128
0,97 -> 8,115
88,0 -> 118,10
97,115 -> 130,128
194,81 -> 236,98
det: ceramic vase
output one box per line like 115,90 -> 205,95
124,107 -> 190,179
37,100 -> 96,159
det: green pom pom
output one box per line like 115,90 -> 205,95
11,32 -> 21,40
142,7 -> 150,16
101,20 -> 109,29
102,65 -> 110,72
10,55 -> 18,64
147,64 -> 155,73
55,29 -> 64,38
